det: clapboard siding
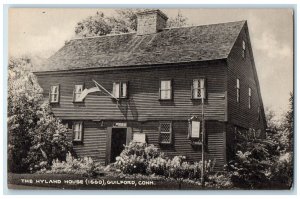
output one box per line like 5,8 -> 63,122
227,23 -> 266,135
36,63 -> 227,122
66,121 -> 107,164
133,120 -> 225,171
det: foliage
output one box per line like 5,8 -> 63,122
74,9 -> 189,38
25,104 -> 74,172
38,153 -> 104,177
227,124 -> 293,189
8,57 -> 73,173
113,142 -> 214,181
167,10 -> 188,28
205,172 -> 233,189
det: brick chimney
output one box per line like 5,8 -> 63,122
136,9 -> 168,35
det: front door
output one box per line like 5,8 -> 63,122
110,128 -> 127,163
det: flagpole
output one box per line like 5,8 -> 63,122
201,95 -> 205,187
92,79 -> 117,100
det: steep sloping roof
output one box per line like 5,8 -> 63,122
38,20 -> 245,72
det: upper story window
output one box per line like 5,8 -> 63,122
73,84 -> 84,102
242,40 -> 246,58
248,87 -> 252,109
73,121 -> 83,142
159,122 -> 172,144
49,85 -> 60,103
113,82 -> 128,99
159,80 -> 172,100
192,79 -> 206,99
236,79 -> 240,103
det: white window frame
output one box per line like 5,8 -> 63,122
113,82 -> 128,99
49,85 -> 60,103
242,40 -> 246,58
236,79 -> 240,103
159,122 -> 172,144
73,84 -> 84,102
159,80 -> 172,100
248,87 -> 252,109
73,121 -> 83,142
192,78 -> 206,99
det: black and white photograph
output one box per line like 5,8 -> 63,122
6,7 -> 294,191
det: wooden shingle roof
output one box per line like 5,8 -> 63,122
38,20 -> 246,72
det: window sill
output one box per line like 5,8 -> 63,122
158,98 -> 173,101
159,142 -> 172,145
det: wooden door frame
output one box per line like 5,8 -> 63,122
105,127 -> 132,165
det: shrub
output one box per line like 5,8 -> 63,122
227,129 -> 278,189
114,142 -> 215,181
38,153 -> 104,177
206,172 -> 233,189
8,57 -> 73,173
269,152 -> 293,188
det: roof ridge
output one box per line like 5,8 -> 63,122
68,20 -> 246,41
163,20 -> 246,31
69,32 -> 135,41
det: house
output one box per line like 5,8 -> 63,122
34,10 -> 267,170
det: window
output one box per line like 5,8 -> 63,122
236,79 -> 240,103
73,85 -> 84,102
113,82 -> 128,99
49,85 -> 59,103
248,87 -> 252,109
159,122 -> 172,144
73,121 -> 83,142
242,40 -> 246,58
159,80 -> 172,100
192,79 -> 206,99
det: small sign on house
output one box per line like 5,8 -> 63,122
133,133 -> 146,143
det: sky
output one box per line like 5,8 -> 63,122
8,8 -> 294,119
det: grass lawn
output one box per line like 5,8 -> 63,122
7,172 -> 205,190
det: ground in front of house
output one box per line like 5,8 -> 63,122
7,173 -> 207,190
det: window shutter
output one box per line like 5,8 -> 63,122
125,81 -> 129,98
72,85 -> 76,102
204,78 -> 207,99
200,78 -> 206,99
191,83 -> 193,99
57,84 -> 60,103
49,86 -> 52,103
72,122 -> 75,141
170,79 -> 173,100
81,121 -> 84,142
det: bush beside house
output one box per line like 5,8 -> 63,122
8,57 -> 73,173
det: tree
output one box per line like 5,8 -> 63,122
167,10 -> 188,28
74,9 -> 189,38
8,57 -> 73,173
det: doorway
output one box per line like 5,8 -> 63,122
110,128 -> 127,163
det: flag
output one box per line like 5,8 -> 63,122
77,86 -> 100,101
77,79 -> 117,101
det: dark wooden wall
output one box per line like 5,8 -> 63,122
65,120 -> 226,170
36,63 -> 227,122
226,23 -> 267,134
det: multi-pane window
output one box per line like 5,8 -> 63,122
159,122 -> 172,144
192,79 -> 206,99
242,40 -> 246,58
160,80 -> 172,100
113,82 -> 128,98
73,121 -> 83,142
236,79 -> 240,103
248,87 -> 252,109
73,85 -> 84,102
49,85 -> 59,103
